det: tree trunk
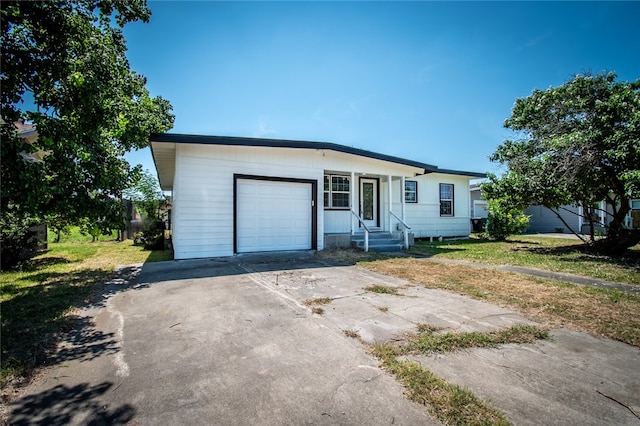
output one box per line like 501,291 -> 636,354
592,229 -> 640,255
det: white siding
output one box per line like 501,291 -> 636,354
324,210 -> 351,233
396,174 -> 473,238
172,144 -> 324,259
170,143 -> 476,259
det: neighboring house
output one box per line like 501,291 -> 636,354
15,121 -> 50,163
15,121 -> 49,249
525,200 -> 640,235
628,199 -> 640,229
150,134 -> 485,260
469,184 -> 606,234
468,182 -> 640,235
524,204 -> 587,234
469,183 -> 488,219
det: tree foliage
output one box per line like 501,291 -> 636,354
484,72 -> 640,253
123,169 -> 166,249
1,0 -> 174,266
123,169 -> 165,224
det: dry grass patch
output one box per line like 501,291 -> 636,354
302,298 -> 332,315
409,236 -> 640,285
344,329 -> 361,339
302,297 -> 332,306
362,258 -> 640,347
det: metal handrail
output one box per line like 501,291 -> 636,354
351,210 -> 370,252
389,211 -> 411,230
389,210 -> 411,249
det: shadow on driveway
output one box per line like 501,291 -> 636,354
10,382 -> 134,426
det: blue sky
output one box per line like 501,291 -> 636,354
123,1 -> 639,177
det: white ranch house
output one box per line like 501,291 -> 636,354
150,134 -> 485,260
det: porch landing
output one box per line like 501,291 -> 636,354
324,232 -> 404,252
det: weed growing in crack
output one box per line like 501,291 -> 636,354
401,324 -> 549,354
369,324 -> 549,425
364,285 -> 402,296
344,329 -> 361,339
303,297 -> 332,306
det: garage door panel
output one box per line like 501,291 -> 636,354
237,179 -> 312,253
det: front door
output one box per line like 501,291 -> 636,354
359,178 -> 378,228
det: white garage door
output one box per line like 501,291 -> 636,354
237,179 -> 312,253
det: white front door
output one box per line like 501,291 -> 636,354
359,178 -> 378,228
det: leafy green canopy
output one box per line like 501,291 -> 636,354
123,169 -> 165,223
1,0 -> 174,236
484,72 -> 640,252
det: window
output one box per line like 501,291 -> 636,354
439,183 -> 454,216
404,181 -> 417,203
324,175 -> 350,209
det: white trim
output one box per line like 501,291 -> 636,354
388,175 -> 392,232
360,177 -> 378,228
401,176 -> 406,223
350,171 -> 355,235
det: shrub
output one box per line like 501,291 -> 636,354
485,198 -> 530,241
0,211 -> 39,269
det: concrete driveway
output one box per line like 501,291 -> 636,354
10,253 -> 640,425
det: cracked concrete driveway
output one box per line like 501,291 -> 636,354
10,253 -> 640,425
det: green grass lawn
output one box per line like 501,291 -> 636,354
408,235 -> 640,285
0,231 -> 172,388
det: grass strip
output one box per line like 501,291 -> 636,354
370,325 -> 548,425
403,324 -> 549,354
372,343 -> 511,426
1,238 -> 171,387
363,285 -> 402,296
408,236 -> 640,285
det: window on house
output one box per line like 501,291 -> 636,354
439,183 -> 454,216
405,181 -> 417,203
324,175 -> 350,209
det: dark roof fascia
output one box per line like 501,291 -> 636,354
150,133 -> 439,173
433,168 -> 487,178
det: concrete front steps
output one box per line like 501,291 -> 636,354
351,231 -> 404,252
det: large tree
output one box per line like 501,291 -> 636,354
1,0 -> 173,262
484,72 -> 640,254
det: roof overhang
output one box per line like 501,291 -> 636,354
150,140 -> 176,191
149,133 -> 485,190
